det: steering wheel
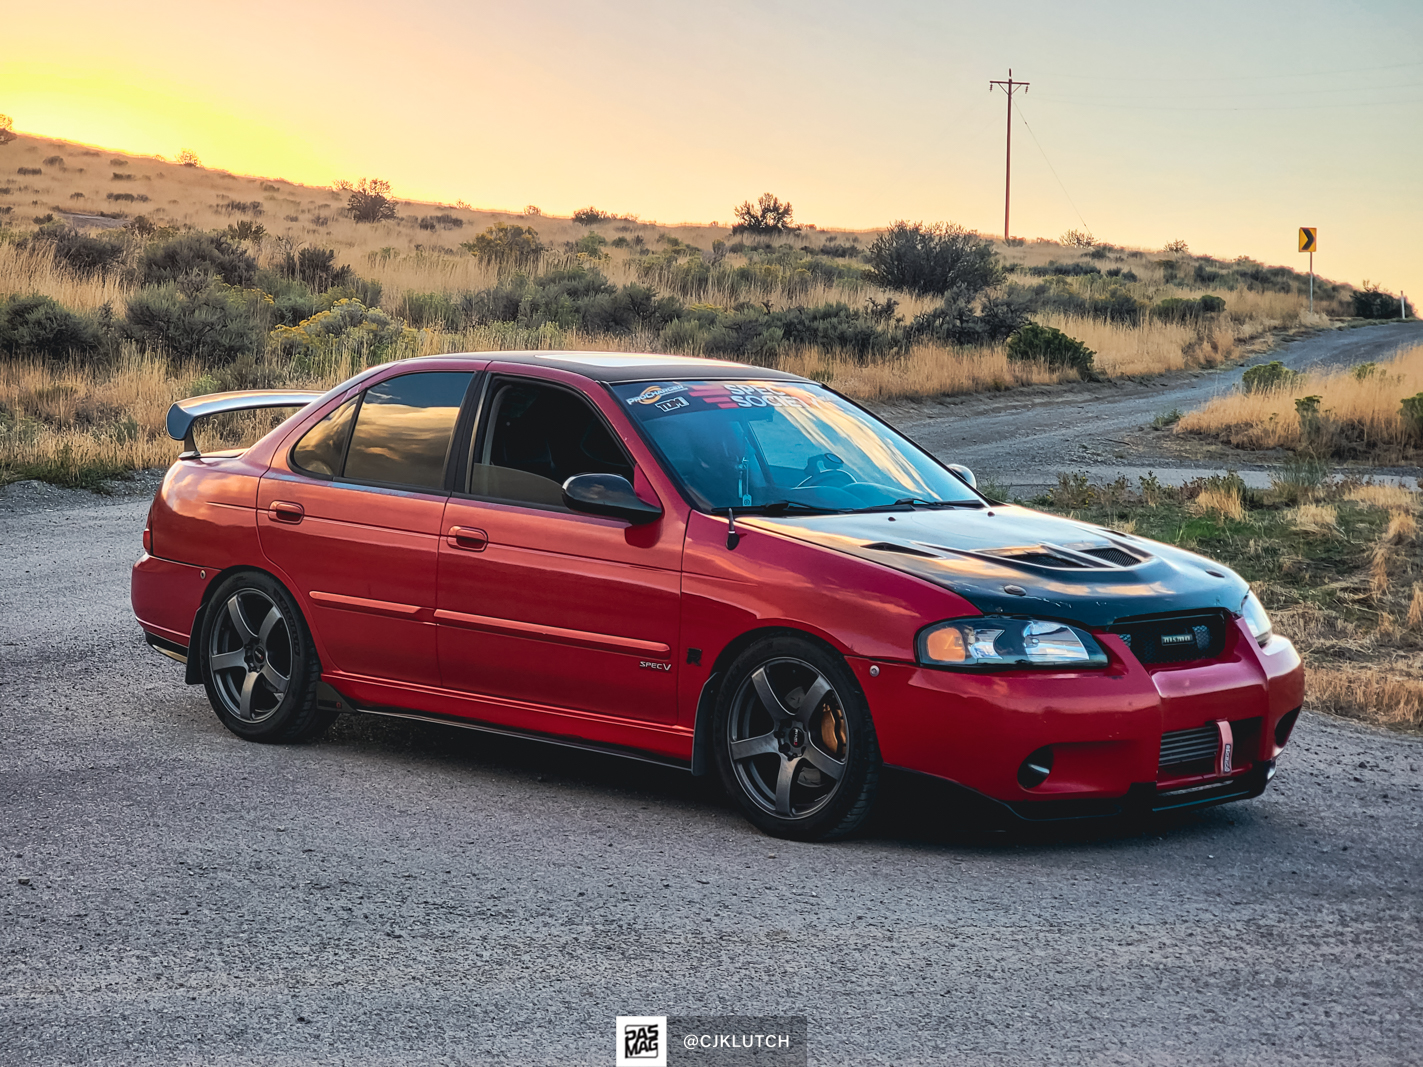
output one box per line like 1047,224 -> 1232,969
795,452 -> 854,489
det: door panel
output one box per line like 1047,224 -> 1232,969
435,375 -> 684,724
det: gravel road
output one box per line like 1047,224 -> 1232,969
894,319 -> 1423,493
2,476 -> 1421,1065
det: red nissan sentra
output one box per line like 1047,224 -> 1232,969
132,351 -> 1304,840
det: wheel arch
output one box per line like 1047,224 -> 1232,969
689,625 -> 860,776
184,565 -> 306,684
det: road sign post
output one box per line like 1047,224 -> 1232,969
1299,228 -> 1317,313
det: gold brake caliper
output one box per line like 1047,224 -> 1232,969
814,698 -> 847,758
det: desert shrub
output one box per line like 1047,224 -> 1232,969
867,222 -> 1001,297
140,232 -> 257,287
223,220 -> 266,244
106,192 -> 150,203
42,155 -> 63,167
109,158 -> 127,166
346,178 -> 397,223
571,232 -> 608,257
277,246 -> 354,293
269,299 -> 415,365
418,214 -> 464,231
177,149 -> 200,167
1027,261 -> 1100,278
128,216 -> 156,237
1060,229 -> 1095,247
610,236 -> 630,249
397,291 -> 463,330
462,223 -> 544,266
215,200 -> 263,216
813,238 -> 862,259
1163,239 -> 1190,254
1155,295 -> 1226,321
17,167 -> 42,176
261,182 -> 280,192
1241,360 -> 1301,394
1004,236 -> 1025,247
124,282 -> 270,364
732,193 -> 799,236
1400,393 -> 1423,435
1006,322 -> 1094,375
909,288 -> 1029,346
0,115 -> 13,147
572,207 -> 610,226
254,271 -> 316,327
33,223 -> 127,277
111,172 -> 135,181
69,192 -> 84,200
1353,283 -> 1412,319
0,295 -> 103,360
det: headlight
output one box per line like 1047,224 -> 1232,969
1241,591 -> 1273,647
916,616 -> 1109,669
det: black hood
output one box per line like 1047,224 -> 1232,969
744,505 -> 1250,628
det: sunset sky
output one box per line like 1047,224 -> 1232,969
4,0 -> 1421,298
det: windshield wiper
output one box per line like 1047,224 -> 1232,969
850,497 -> 985,512
719,500 -> 843,516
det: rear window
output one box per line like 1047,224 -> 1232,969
341,372 -> 473,490
291,396 -> 358,478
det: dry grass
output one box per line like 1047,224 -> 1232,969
1191,484 -> 1247,521
1346,483 -> 1420,510
1307,667 -> 1423,729
1177,343 -> 1423,458
1289,503 -> 1340,535
0,241 -> 134,310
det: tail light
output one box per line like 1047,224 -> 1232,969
142,507 -> 153,554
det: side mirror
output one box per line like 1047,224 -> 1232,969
947,464 -> 977,489
562,473 -> 663,525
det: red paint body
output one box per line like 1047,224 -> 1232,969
132,354 -> 1305,815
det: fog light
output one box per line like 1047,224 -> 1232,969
1017,746 -> 1054,789
1275,708 -> 1300,748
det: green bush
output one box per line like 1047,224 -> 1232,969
0,294 -> 103,360
346,179 -> 397,224
397,290 -> 462,330
866,222 -> 1001,298
124,282 -> 270,363
1400,393 -> 1423,434
571,232 -> 608,258
731,193 -> 799,236
140,232 -> 257,287
1352,284 -> 1412,319
33,223 -> 127,277
1154,295 -> 1226,321
269,299 -> 415,365
1006,322 -> 1094,375
572,207 -> 609,226
462,223 -> 544,266
1241,361 -> 1300,394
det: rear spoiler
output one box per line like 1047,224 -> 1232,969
166,390 -> 324,458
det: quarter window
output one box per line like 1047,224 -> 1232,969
470,381 -> 633,506
342,371 -> 473,490
291,396 -> 358,478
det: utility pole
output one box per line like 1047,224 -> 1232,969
989,69 -> 1029,242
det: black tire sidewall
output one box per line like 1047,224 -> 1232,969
200,571 -> 321,743
712,634 -> 881,841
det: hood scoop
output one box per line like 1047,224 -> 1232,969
973,540 -> 1150,571
861,541 -> 942,558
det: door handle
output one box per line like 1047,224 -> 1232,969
446,526 -> 488,552
268,501 -> 305,524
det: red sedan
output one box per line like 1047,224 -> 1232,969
132,352 -> 1304,840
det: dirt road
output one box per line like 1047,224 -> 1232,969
3,477 -> 1422,1065
893,319 -> 1423,494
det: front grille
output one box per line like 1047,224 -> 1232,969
1112,611 -> 1228,664
1159,724 -> 1219,773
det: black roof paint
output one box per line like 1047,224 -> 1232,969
416,350 -> 806,384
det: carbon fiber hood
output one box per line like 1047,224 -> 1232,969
743,504 -> 1250,627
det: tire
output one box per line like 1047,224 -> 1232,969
198,571 -> 333,743
712,635 -> 881,841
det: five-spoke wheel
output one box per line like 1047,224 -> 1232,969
714,635 -> 880,840
199,572 -> 331,743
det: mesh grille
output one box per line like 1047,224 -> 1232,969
1112,612 -> 1227,664
1159,724 -> 1219,772
1082,546 -> 1142,567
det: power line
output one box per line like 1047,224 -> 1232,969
1030,95 -> 1423,113
1037,59 -> 1423,84
1014,102 -> 1091,237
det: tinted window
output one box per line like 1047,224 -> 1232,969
291,396 -> 358,478
471,381 -> 633,506
613,380 -> 979,511
343,372 -> 472,490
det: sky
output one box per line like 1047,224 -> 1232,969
3,0 -> 1421,299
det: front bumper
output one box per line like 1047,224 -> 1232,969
857,618 -> 1304,815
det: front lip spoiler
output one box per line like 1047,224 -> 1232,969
887,760 -> 1275,826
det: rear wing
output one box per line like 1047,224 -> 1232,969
166,390 -> 324,458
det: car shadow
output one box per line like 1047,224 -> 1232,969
322,711 -> 1237,852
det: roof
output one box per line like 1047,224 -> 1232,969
417,350 -> 807,384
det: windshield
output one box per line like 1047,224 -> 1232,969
612,379 -> 981,512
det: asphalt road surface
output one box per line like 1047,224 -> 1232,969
3,431 -> 1423,1065
896,319 -> 1423,493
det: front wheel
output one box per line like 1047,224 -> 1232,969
712,635 -> 881,841
199,571 -> 331,743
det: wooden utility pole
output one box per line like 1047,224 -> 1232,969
990,70 -> 1029,242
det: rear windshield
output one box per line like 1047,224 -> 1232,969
612,380 -> 977,512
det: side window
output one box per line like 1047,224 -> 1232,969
469,380 -> 634,507
342,371 -> 473,490
291,396 -> 358,478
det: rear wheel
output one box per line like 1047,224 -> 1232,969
713,635 -> 880,841
199,571 -> 331,743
